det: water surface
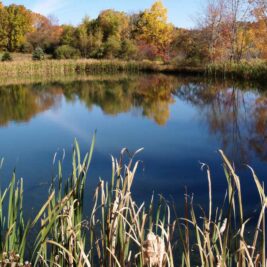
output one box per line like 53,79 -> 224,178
0,74 -> 266,215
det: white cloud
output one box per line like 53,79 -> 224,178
43,111 -> 91,144
31,0 -> 67,16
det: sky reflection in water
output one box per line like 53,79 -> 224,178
0,74 -> 266,215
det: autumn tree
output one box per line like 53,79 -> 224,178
199,0 -> 228,62
199,0 -> 255,62
96,9 -> 131,58
226,0 -> 252,62
136,1 -> 174,60
97,10 -> 129,40
172,28 -> 210,65
249,0 -> 267,58
0,4 -> 32,51
0,2 -> 8,49
27,14 -> 63,53
250,0 -> 267,20
83,9 -> 136,58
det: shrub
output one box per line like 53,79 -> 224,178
119,39 -> 137,60
20,42 -> 33,53
136,41 -> 158,61
54,45 -> 81,59
104,36 -> 121,58
89,46 -> 105,59
32,47 -> 45,60
1,52 -> 12,62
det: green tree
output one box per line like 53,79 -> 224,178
32,47 -> 45,60
88,28 -> 105,58
60,25 -> 76,47
119,39 -> 137,59
104,35 -> 121,58
75,17 -> 91,57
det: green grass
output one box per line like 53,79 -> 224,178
0,137 -> 266,266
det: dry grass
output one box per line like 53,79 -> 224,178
206,61 -> 267,81
9,53 -> 33,62
0,59 -> 174,78
0,52 -> 51,62
0,56 -> 266,82
0,138 -> 266,266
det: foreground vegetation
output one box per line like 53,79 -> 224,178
0,138 -> 266,266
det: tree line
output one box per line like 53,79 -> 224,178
0,0 -> 266,64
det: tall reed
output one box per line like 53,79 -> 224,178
206,61 -> 267,82
0,59 -> 173,78
0,138 -> 265,266
0,59 -> 266,82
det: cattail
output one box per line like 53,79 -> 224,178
143,232 -> 165,267
219,218 -> 227,234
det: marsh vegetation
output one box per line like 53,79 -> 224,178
0,138 -> 266,266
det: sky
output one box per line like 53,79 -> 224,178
2,0 -> 203,29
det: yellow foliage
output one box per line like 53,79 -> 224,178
137,1 -> 174,58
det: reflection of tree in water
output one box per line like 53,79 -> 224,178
0,75 -> 178,126
2,76 -> 267,163
54,74 -> 178,125
175,80 -> 267,164
249,94 -> 267,160
131,75 -> 176,125
0,84 -> 62,126
63,80 -> 133,115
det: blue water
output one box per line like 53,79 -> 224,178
0,74 -> 266,216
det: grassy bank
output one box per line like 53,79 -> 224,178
206,61 -> 267,81
0,59 -> 176,78
0,58 -> 266,82
0,138 -> 266,266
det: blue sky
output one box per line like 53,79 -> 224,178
2,0 -> 203,28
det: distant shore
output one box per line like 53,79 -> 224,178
0,58 -> 266,82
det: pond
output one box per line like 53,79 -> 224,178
0,73 -> 266,216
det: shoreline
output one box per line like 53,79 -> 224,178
0,59 -> 266,82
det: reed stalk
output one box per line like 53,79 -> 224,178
0,139 -> 265,266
